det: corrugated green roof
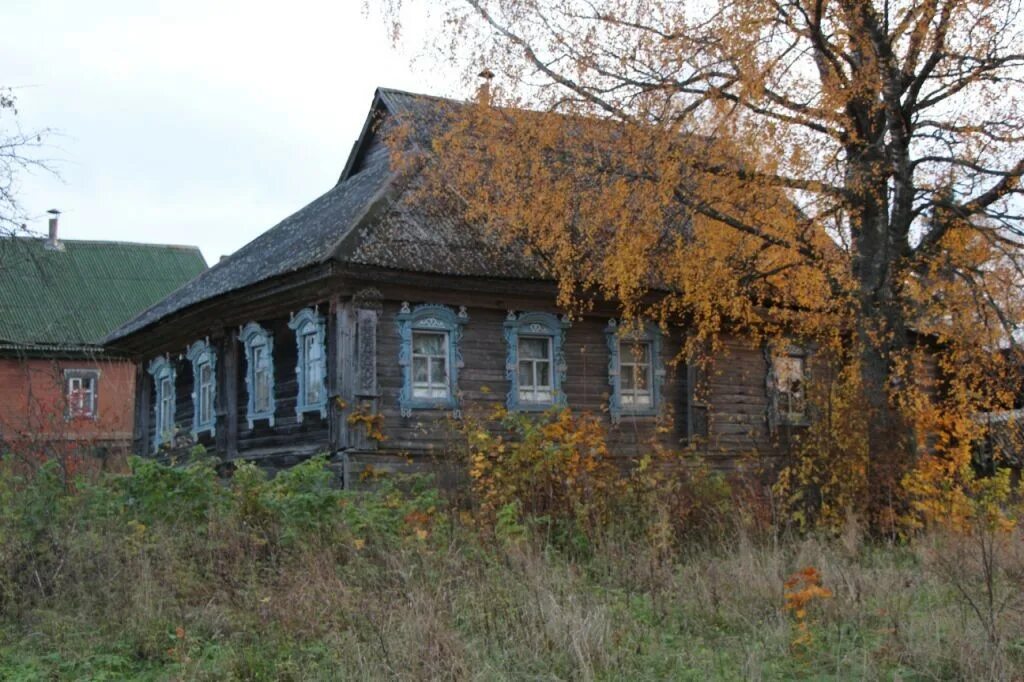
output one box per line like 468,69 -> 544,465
0,237 -> 207,352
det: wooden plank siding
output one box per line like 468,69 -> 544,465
130,270 -> 787,481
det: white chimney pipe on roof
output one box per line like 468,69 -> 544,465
45,209 -> 64,251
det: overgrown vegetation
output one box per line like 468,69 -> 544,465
2,418 -> 1023,680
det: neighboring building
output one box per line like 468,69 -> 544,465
104,87 -> 820,483
0,219 -> 207,462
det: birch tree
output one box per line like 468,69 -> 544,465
380,0 -> 1024,529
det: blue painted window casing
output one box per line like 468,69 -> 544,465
396,302 -> 468,417
185,340 -> 217,437
148,355 -> 176,450
605,320 -> 665,422
504,311 -> 570,411
288,308 -> 328,421
241,322 -> 276,428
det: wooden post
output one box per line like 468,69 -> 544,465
334,301 -> 354,450
352,294 -> 381,452
214,335 -> 228,455
134,362 -> 150,456
328,296 -> 344,450
224,329 -> 240,458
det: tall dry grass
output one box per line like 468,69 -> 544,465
1,454 -> 1022,679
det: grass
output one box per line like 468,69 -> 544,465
1,455 -> 1022,680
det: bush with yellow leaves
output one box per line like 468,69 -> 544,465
459,407 -> 622,542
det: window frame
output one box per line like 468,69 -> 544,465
605,320 -> 665,422
411,329 -> 451,400
766,342 -> 811,430
396,302 -> 468,416
288,307 -> 328,421
147,356 -> 176,449
185,339 -> 217,437
240,322 -> 276,428
64,368 -> 99,421
504,311 -> 570,411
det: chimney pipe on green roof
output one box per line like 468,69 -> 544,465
45,209 -> 64,251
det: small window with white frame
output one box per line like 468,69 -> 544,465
619,341 -> 653,408
147,356 -> 176,449
412,330 -> 450,399
241,322 -> 276,428
64,369 -> 99,420
504,311 -> 570,411
605,319 -> 664,421
517,335 -> 554,404
186,339 -> 217,436
769,344 -> 809,426
396,302 -> 469,416
288,307 -> 328,420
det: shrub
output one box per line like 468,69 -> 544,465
461,407 -> 622,542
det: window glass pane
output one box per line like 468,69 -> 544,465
255,372 -> 269,411
413,356 -> 429,383
518,363 -> 532,388
633,365 -> 647,390
621,366 -> 635,390
535,361 -> 551,387
627,342 -> 650,364
520,337 -> 548,360
413,332 -> 444,356
429,357 -> 447,385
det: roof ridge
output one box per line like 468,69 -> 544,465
5,235 -> 206,253
375,86 -> 467,105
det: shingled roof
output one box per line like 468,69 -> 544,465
106,88 -> 547,344
0,237 -> 207,353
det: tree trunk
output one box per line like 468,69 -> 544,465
848,136 -> 916,533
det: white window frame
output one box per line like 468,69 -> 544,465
411,329 -> 451,400
517,335 -> 555,405
147,356 -> 176,449
288,307 -> 328,420
619,340 -> 654,409
186,339 -> 217,437
64,369 -> 99,420
241,322 -> 276,428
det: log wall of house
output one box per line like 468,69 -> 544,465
131,271 -> 788,481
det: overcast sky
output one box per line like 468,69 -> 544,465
4,0 -> 460,264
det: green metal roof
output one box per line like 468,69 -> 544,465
0,237 -> 207,353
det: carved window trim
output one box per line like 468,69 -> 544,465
185,340 -> 217,437
288,307 -> 328,421
605,320 -> 665,423
504,311 -> 570,411
396,302 -> 468,417
148,355 -> 176,450
241,322 -> 276,428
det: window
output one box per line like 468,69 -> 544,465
620,341 -> 653,408
147,356 -> 176,449
518,336 -> 553,404
186,340 -> 217,436
288,308 -> 328,420
241,322 -> 276,428
504,311 -> 570,411
769,346 -> 808,425
396,302 -> 468,416
64,369 -> 99,420
605,320 -> 664,421
412,330 -> 449,399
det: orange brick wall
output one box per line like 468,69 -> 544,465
0,357 -> 136,452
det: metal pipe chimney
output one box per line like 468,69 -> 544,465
45,208 -> 64,251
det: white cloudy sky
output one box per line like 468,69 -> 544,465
3,0 -> 463,264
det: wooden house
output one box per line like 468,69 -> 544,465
0,217 -> 207,463
105,88 -> 810,481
